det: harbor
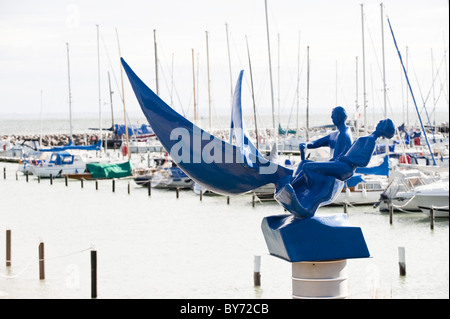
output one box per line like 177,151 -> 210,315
1,0 -> 449,301
0,159 -> 448,299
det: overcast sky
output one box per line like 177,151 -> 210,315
0,0 -> 448,128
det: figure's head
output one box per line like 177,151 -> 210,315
375,118 -> 396,139
331,106 -> 347,126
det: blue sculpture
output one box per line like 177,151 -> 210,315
121,59 -> 395,262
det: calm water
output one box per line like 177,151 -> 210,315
0,159 -> 448,299
1,116 -> 449,299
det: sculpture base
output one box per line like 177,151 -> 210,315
261,214 -> 370,262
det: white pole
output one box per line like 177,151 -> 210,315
39,89 -> 43,147
361,4 -> 368,134
97,25 -> 102,149
66,42 -> 73,142
264,0 -> 276,132
206,31 -> 212,132
381,3 -> 387,118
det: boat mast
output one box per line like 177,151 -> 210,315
225,23 -> 233,104
66,42 -> 73,142
381,3 -> 387,118
39,89 -> 43,147
108,71 -> 114,129
360,4 -> 368,134
306,46 -> 310,142
355,56 -> 359,134
116,28 -> 130,160
245,35 -> 259,150
406,46 -> 409,131
296,31 -> 300,133
206,31 -> 212,132
96,25 -> 102,149
192,48 -> 197,125
264,0 -> 276,133
154,29 -> 159,95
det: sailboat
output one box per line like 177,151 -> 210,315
67,28 -> 133,180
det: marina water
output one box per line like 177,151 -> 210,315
0,116 -> 448,299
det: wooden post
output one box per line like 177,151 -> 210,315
81,178 -> 84,188
112,179 -> 115,192
252,193 -> 256,207
95,180 -> 98,190
50,174 -> 53,185
16,171 -> 18,181
128,181 -> 130,194
254,255 -> 261,286
3,167 -> 6,179
26,171 -> 29,182
430,207 -> 435,230
39,242 -> 45,280
91,250 -> 97,299
147,182 -> 151,196
38,175 -> 41,183
389,201 -> 393,225
343,202 -> 348,214
6,230 -> 11,267
65,175 -> 68,186
200,189 -> 203,201
227,196 -> 230,205
398,246 -> 406,276
176,187 -> 180,198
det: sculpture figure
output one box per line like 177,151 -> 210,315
275,118 -> 396,219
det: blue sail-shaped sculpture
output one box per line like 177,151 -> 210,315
122,58 -> 373,262
121,58 -> 292,196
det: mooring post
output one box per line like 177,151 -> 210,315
389,201 -> 393,225
91,250 -> 97,299
112,179 -> 115,192
39,242 -> 45,280
343,201 -> 348,214
65,175 -> 68,186
128,181 -> 130,194
6,230 -> 11,267
95,180 -> 98,190
252,193 -> 256,207
176,187 -> 179,198
3,167 -> 6,179
254,255 -> 261,286
199,189 -> 203,201
26,171 -> 29,182
147,182 -> 151,196
398,246 -> 406,276
430,207 -> 435,230
50,174 -> 53,185
81,178 -> 84,188
227,196 -> 230,205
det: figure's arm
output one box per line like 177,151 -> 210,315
300,135 -> 330,151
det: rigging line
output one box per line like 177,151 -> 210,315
100,32 -> 123,106
156,57 -> 186,116
387,17 -> 436,166
364,13 -> 386,115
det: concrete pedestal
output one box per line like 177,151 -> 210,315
292,260 -> 348,299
